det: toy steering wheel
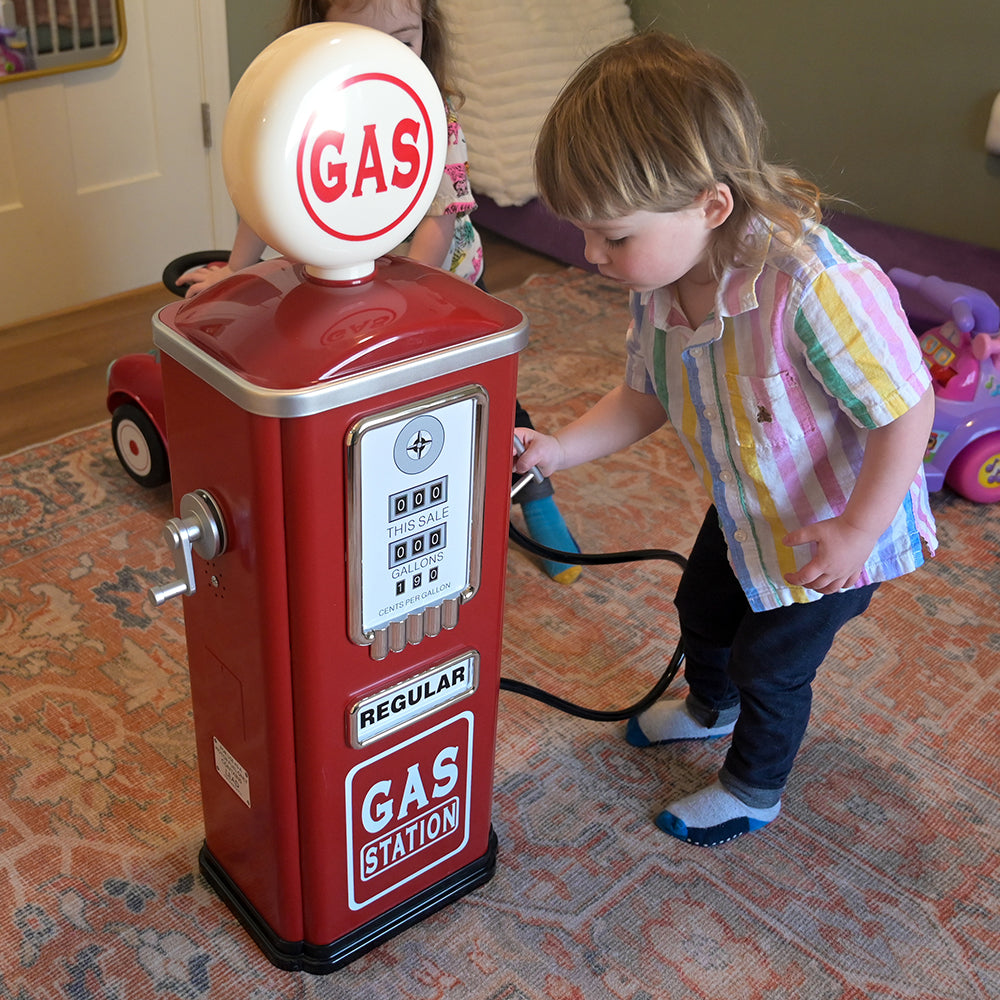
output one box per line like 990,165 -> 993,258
161,250 -> 233,298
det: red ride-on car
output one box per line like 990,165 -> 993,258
106,350 -> 171,487
106,251 -> 232,487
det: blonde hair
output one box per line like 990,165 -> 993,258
535,31 -> 823,275
283,0 -> 460,102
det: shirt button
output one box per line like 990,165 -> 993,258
689,347 -> 703,358
719,471 -> 733,484
733,529 -> 748,543
703,406 -> 717,420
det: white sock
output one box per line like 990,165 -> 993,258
656,781 -> 781,847
625,700 -> 736,747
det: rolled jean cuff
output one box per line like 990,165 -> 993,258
685,691 -> 741,729
720,766 -> 783,809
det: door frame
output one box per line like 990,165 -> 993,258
199,0 -> 236,250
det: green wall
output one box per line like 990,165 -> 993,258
226,1 -> 1000,250
226,0 -> 286,91
628,0 -> 1000,250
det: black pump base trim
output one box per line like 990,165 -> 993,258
198,829 -> 498,974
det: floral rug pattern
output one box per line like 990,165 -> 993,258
1,268 -> 997,999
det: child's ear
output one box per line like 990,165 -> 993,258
703,183 -> 734,230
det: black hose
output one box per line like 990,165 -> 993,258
508,521 -> 688,571
500,521 -> 687,721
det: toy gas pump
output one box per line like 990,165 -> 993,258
148,23 -> 527,971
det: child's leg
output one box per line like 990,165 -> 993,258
512,400 -> 582,584
658,582 -> 878,846
628,507 -> 744,746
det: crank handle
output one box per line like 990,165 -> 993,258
149,490 -> 227,606
511,435 -> 544,499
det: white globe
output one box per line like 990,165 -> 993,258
223,22 -> 447,282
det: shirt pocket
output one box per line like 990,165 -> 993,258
725,370 -> 818,456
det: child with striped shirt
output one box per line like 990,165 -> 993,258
514,31 -> 937,846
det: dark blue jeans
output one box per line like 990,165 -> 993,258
674,508 -> 878,808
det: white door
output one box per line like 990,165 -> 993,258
0,0 -> 234,327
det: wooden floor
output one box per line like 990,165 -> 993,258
0,231 -> 566,456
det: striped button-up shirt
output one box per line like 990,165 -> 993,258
625,224 -> 937,611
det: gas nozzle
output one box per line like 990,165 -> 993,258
511,435 -> 544,499
149,490 -> 227,606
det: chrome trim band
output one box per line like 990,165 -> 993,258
152,308 -> 528,419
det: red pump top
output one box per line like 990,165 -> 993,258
153,257 -> 528,418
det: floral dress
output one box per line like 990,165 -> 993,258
425,100 -> 483,285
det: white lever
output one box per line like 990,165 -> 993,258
511,435 -> 544,499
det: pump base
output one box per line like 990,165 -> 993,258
198,829 -> 498,974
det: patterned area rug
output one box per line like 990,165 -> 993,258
1,268 -> 997,999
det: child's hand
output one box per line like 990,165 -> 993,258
782,517 -> 877,594
513,427 -> 565,479
176,264 -> 234,298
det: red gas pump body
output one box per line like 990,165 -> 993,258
153,255 -> 526,970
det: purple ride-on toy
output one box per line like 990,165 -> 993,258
890,268 -> 1000,504
106,251 -> 231,487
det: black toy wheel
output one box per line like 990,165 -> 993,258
111,404 -> 170,488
